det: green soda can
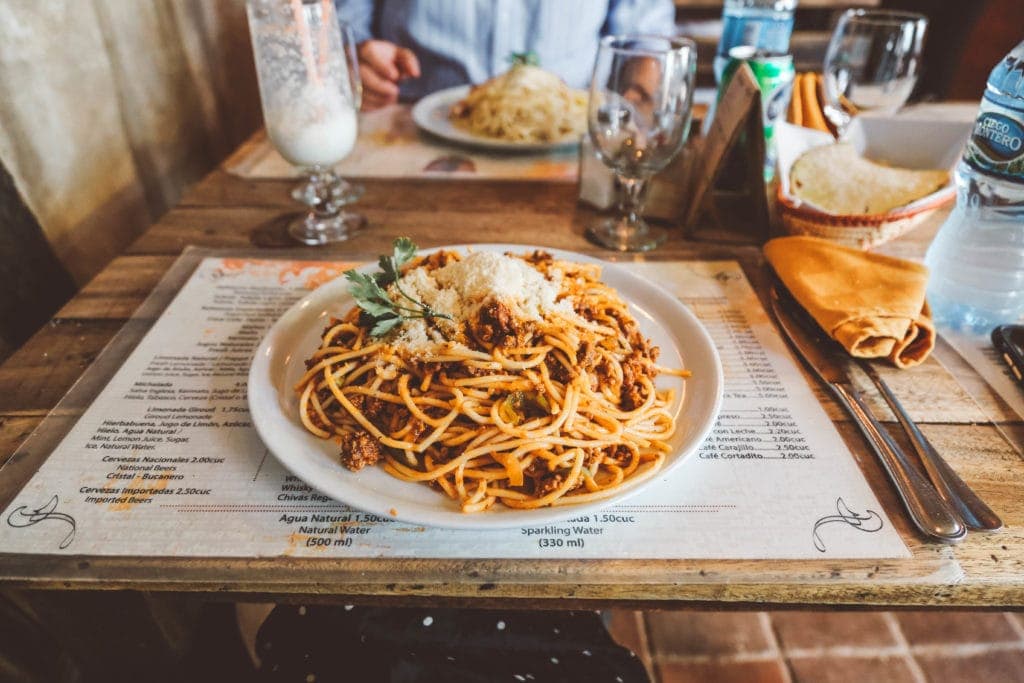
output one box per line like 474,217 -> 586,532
719,45 -> 796,181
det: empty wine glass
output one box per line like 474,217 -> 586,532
587,35 -> 697,252
823,9 -> 928,138
247,0 -> 366,245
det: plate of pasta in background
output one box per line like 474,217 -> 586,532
411,61 -> 588,152
248,242 -> 723,529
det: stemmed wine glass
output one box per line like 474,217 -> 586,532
586,35 -> 697,252
822,9 -> 928,138
247,0 -> 366,245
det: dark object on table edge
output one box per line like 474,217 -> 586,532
992,324 -> 1024,389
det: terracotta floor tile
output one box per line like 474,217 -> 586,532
771,611 -> 896,651
657,660 -> 788,683
916,650 -> 1024,683
1009,613 -> 1024,636
788,656 -> 918,683
645,611 -> 772,658
896,611 -> 1020,646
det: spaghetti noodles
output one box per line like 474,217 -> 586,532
296,249 -> 687,512
450,65 -> 588,143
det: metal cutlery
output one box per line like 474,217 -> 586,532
856,359 -> 1002,531
769,283 -> 966,543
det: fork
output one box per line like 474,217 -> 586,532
857,359 -> 1002,531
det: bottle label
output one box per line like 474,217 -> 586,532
716,14 -> 794,58
973,112 -> 1024,161
965,102 -> 1024,181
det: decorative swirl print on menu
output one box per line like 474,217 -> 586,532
6,495 -> 77,549
812,498 -> 883,553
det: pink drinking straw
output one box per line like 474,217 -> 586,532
318,0 -> 333,76
290,0 -> 322,87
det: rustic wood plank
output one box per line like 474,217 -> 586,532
0,319 -> 126,415
182,171 -> 582,212
918,425 -> 1024,588
57,255 -> 176,320
800,353 -> 994,425
0,415 -> 42,467
126,203 -> 607,255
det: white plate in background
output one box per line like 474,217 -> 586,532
411,86 -> 582,153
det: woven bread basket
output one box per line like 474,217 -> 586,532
777,185 -> 955,250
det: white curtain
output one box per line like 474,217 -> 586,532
0,0 -> 262,284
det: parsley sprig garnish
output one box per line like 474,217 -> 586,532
344,237 -> 452,337
509,51 -> 539,67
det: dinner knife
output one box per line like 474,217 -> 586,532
769,284 -> 966,543
856,359 -> 1002,531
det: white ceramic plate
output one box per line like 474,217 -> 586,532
248,245 -> 723,530
410,85 -> 582,153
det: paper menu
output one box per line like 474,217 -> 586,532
0,257 -> 908,560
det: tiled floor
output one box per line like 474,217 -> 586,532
606,610 -> 1024,683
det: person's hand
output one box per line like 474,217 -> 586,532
357,40 -> 420,110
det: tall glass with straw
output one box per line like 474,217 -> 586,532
247,0 -> 366,245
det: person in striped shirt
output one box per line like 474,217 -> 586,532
336,0 -> 676,109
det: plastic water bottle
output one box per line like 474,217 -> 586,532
924,41 -> 1024,333
713,0 -> 797,83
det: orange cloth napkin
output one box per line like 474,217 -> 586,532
764,236 -> 935,368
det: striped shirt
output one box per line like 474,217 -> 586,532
336,0 -> 676,101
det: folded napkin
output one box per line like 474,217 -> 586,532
764,235 -> 935,368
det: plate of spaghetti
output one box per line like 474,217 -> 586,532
411,63 -> 588,151
249,242 -> 722,529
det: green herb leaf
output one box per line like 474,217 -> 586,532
346,237 -> 454,338
509,51 -> 539,67
370,314 -> 404,337
344,270 -> 394,316
377,256 -> 398,285
377,236 -> 418,285
393,237 -> 417,269
355,298 -> 397,319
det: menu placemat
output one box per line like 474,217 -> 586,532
0,255 -> 908,559
224,105 -> 578,181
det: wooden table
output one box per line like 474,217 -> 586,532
1,155 -> 1023,612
